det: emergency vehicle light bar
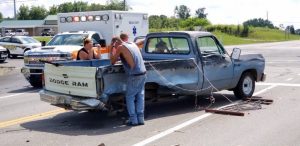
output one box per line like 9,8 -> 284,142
60,14 -> 110,23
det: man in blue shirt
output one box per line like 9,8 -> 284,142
110,33 -> 146,126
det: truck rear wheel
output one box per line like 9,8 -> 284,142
233,72 -> 255,99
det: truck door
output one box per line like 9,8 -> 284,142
197,36 -> 234,90
10,37 -> 24,55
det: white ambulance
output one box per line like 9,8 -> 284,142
22,11 -> 149,87
58,10 -> 148,43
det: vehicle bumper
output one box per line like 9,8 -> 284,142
39,90 -> 106,111
0,51 -> 8,60
21,66 -> 43,81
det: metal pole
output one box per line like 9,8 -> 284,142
124,0 -> 126,11
14,0 -> 17,19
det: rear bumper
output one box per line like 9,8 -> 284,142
39,90 -> 106,111
21,67 -> 43,80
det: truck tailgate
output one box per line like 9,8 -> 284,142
44,63 -> 98,98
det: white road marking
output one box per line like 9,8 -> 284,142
298,74 -> 300,76
0,89 -> 40,100
253,85 -> 277,96
257,82 -> 300,87
133,85 -> 277,146
286,78 -> 293,81
266,60 -> 300,62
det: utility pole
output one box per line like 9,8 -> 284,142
124,0 -> 126,11
14,0 -> 17,19
266,11 -> 268,21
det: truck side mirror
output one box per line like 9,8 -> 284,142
231,48 -> 241,60
99,39 -> 106,47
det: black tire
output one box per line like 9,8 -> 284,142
233,72 -> 255,99
11,55 -> 18,58
7,50 -> 11,58
0,60 -> 4,63
29,76 -> 43,88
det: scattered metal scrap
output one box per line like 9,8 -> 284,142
205,97 -> 274,116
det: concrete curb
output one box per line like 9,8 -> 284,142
0,66 -> 17,76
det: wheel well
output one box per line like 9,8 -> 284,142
242,69 -> 257,81
24,48 -> 31,53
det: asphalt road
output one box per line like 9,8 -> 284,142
1,41 -> 300,146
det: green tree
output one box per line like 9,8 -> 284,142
49,5 -> 58,15
73,1 -> 88,12
160,15 -> 169,28
175,5 -> 190,19
243,18 -> 274,29
17,4 -> 30,20
167,17 -> 180,29
179,18 -> 210,29
29,6 -> 48,20
105,0 -> 130,10
57,2 -> 74,13
149,15 -> 162,29
88,3 -> 105,11
241,24 -> 249,37
195,8 -> 207,19
288,25 -> 295,34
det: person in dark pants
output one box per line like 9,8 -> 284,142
77,38 -> 101,60
110,34 -> 146,126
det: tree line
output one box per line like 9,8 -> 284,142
2,0 -> 127,20
1,2 -> 299,35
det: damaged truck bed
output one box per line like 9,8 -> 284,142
40,31 -> 266,111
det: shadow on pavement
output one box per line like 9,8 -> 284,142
8,85 -> 41,93
20,93 -> 240,136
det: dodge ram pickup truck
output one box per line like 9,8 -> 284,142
39,31 -> 266,111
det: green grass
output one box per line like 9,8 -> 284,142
248,27 -> 300,41
151,27 -> 300,45
34,27 -> 300,46
33,36 -> 52,43
211,28 -> 300,45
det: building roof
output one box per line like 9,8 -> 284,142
44,15 -> 57,21
0,20 -> 44,28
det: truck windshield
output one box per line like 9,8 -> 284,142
47,34 -> 88,46
19,37 -> 40,44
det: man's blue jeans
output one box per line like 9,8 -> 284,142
126,74 -> 146,124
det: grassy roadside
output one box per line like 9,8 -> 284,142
34,28 -> 300,46
33,36 -> 52,43
151,27 -> 300,45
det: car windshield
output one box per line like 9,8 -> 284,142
19,37 -> 40,44
47,34 -> 88,46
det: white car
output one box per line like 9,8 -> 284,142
0,36 -> 41,58
0,45 -> 8,63
15,29 -> 29,36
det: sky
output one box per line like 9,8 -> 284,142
1,0 -> 300,29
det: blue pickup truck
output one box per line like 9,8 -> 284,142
39,31 -> 266,111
